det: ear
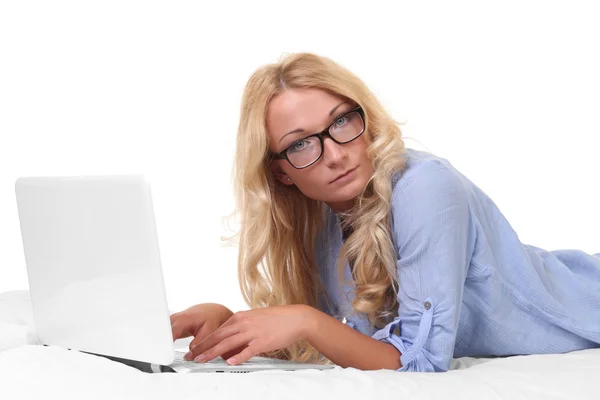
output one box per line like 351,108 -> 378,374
270,160 -> 295,186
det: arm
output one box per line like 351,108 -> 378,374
190,161 -> 472,369
303,306 -> 402,370
369,160 -> 475,372
306,162 -> 474,372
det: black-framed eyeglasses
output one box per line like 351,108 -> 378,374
272,106 -> 365,169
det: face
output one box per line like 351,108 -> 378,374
267,88 -> 373,212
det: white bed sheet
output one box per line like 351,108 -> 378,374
1,290 -> 599,400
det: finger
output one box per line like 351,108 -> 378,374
188,321 -> 218,352
218,310 -> 250,330
221,344 -> 249,361
189,324 -> 241,360
216,314 -> 237,329
225,343 -> 260,366
196,332 -> 253,363
169,312 -> 182,325
171,320 -> 194,341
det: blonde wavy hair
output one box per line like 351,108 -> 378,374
232,52 -> 407,363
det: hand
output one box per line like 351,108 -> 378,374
188,304 -> 314,365
170,303 -> 234,357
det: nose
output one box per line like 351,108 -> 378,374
322,137 -> 347,167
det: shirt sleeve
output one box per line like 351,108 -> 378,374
372,160 -> 475,372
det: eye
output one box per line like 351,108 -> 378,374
293,140 -> 307,150
334,115 -> 348,128
289,139 -> 309,153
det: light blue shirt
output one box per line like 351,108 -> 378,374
316,148 -> 600,372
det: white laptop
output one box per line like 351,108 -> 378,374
14,175 -> 335,373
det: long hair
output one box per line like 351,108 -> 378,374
232,53 -> 407,363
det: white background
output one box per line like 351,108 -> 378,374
1,1 -> 598,314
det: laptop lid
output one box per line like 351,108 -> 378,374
15,175 -> 175,365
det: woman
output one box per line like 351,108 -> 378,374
170,52 -> 600,372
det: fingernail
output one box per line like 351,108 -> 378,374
194,354 -> 207,363
226,357 -> 237,365
184,352 -> 192,361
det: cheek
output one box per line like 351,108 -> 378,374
353,136 -> 373,175
357,138 -> 372,166
356,135 -> 370,153
288,167 -> 328,199
292,168 -> 321,188
281,167 -> 317,192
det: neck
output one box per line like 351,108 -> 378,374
326,199 -> 355,214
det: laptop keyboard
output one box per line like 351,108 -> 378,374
172,350 -> 291,367
173,351 -> 232,365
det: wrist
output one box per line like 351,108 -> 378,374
296,304 -> 319,342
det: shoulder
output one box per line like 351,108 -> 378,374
388,149 -> 473,255
391,148 -> 470,214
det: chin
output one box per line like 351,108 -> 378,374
328,178 -> 368,204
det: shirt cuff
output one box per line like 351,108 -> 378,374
372,297 -> 435,372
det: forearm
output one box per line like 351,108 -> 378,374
302,305 -> 402,370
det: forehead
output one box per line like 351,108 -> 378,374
266,88 -> 346,144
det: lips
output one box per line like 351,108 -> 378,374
330,167 -> 357,184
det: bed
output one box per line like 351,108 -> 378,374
1,290 -> 599,400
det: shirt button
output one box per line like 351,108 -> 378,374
424,301 -> 432,310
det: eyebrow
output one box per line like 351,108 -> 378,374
278,101 -> 348,144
